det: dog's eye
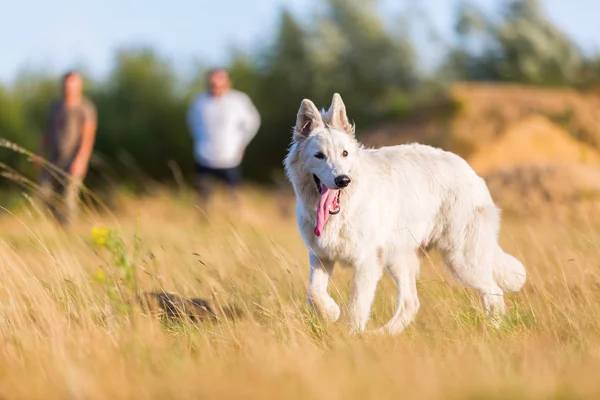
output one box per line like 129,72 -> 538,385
314,152 -> 326,160
342,150 -> 348,157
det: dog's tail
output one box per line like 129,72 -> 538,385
493,245 -> 526,292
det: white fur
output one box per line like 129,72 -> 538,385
284,93 -> 527,334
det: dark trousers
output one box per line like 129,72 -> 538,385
194,163 -> 242,201
38,171 -> 83,226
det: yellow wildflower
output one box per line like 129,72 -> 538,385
90,226 -> 111,247
93,269 -> 106,283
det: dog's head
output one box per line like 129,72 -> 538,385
291,93 -> 358,191
285,93 -> 360,236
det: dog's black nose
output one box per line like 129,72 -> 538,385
334,175 -> 351,188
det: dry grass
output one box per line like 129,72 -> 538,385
484,163 -> 600,219
1,187 -> 600,399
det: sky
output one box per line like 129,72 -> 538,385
1,0 -> 599,83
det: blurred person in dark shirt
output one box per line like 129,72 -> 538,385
37,71 -> 97,225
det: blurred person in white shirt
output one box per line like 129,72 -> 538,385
187,68 -> 261,205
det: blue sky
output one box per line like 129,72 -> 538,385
1,0 -> 599,83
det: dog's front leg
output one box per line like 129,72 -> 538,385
307,253 -> 340,322
348,258 -> 383,333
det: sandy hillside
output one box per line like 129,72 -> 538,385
467,115 -> 600,175
450,83 -> 600,150
484,163 -> 600,217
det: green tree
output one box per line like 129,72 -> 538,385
241,10 -> 316,182
311,0 -> 417,117
445,0 -> 585,86
92,48 -> 192,187
494,0 -> 583,85
0,73 -> 60,188
0,86 -> 30,180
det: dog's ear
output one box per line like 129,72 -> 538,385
294,99 -> 324,140
326,93 -> 354,135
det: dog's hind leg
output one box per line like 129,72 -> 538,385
347,255 -> 384,333
379,251 -> 421,335
445,250 -> 506,327
308,253 -> 340,322
442,206 -> 506,327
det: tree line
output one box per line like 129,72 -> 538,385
1,0 -> 599,192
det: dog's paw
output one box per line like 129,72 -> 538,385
377,321 -> 410,335
486,314 -> 503,330
322,302 -> 341,322
306,295 -> 341,323
307,294 -> 340,322
363,328 -> 387,336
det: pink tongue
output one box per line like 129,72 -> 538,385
314,187 -> 339,237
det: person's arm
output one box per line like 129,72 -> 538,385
70,103 -> 97,178
187,95 -> 202,140
239,93 -> 261,146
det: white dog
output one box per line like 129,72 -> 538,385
284,93 -> 527,334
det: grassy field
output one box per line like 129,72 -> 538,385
1,187 -> 600,399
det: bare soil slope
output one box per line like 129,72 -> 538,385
468,115 -> 600,175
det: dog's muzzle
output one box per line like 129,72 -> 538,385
334,175 -> 351,188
